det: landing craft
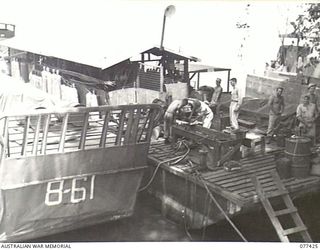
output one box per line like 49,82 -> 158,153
0,77 -> 161,241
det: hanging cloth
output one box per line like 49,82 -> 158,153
85,91 -> 98,107
51,72 -> 62,100
61,84 -> 79,104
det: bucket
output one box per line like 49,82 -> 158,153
285,137 -> 312,178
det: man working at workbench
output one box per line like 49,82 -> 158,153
266,86 -> 285,144
189,98 -> 214,129
163,98 -> 188,142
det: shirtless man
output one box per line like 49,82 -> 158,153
163,98 -> 188,141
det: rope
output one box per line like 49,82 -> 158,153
138,139 -> 190,192
144,139 -> 248,242
180,140 -> 248,242
195,169 -> 248,242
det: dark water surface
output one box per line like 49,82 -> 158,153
33,192 -> 320,242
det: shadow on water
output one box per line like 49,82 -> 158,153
32,192 -> 190,242
33,192 -> 320,242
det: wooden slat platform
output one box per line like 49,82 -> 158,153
148,141 -> 320,207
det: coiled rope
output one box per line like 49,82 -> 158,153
138,139 -> 190,192
140,138 -> 248,242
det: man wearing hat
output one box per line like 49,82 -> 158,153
209,78 -> 223,114
266,86 -> 285,143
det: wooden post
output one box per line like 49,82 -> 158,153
58,113 -> 69,153
141,53 -> 145,72
184,59 -> 189,85
21,116 -> 30,156
41,114 -> 51,155
160,65 -> 164,92
79,112 -> 89,150
227,70 -> 231,93
197,72 -> 200,90
32,115 -> 41,155
99,112 -> 111,148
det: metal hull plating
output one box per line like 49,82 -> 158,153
0,104 -> 161,241
0,145 -> 148,241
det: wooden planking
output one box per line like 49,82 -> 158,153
203,155 -> 275,179
219,170 -> 276,190
203,180 -> 245,204
148,141 -> 320,207
235,176 -> 280,195
214,164 -> 276,186
283,178 -> 320,192
225,177 -> 276,194
240,156 -> 275,167
203,159 -> 275,182
239,177 -> 297,197
218,166 -> 277,187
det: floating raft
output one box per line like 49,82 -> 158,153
146,141 -> 320,229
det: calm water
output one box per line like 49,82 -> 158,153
33,192 -> 320,243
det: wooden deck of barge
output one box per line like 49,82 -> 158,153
146,140 -> 320,228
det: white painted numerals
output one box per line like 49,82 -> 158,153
45,175 -> 95,206
45,180 -> 64,206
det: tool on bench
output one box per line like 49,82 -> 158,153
171,124 -> 245,170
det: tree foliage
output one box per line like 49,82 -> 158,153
290,3 -> 320,46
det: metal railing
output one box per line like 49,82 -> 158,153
0,104 -> 161,158
0,23 -> 15,39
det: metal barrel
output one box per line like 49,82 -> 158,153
284,137 -> 312,178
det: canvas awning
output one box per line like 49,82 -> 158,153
174,63 -> 231,73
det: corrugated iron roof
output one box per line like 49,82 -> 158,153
142,46 -> 200,62
0,36 -> 201,70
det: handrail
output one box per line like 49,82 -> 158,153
0,104 -> 162,158
0,23 -> 15,32
0,104 -> 160,119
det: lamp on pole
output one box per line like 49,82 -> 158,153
160,5 -> 176,50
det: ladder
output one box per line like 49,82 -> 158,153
251,170 -> 312,242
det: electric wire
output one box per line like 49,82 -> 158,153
195,168 -> 248,242
138,139 -> 190,192
181,140 -> 248,242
